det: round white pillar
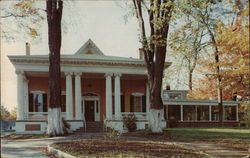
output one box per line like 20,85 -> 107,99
16,70 -> 25,120
75,72 -> 82,120
65,72 -> 73,120
114,73 -> 121,120
105,73 -> 113,120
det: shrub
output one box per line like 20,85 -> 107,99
123,113 -> 137,132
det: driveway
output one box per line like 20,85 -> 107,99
1,134 -> 249,158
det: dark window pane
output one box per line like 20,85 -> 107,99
142,95 -> 146,112
112,96 -> 114,115
197,106 -> 209,121
130,95 -> 134,112
183,106 -> 196,121
61,95 -> 66,112
121,95 -> 125,112
224,106 -> 236,120
43,94 -> 47,112
212,106 -> 219,121
29,94 -> 34,112
168,105 -> 180,120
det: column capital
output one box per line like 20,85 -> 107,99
74,72 -> 82,76
16,70 -> 24,75
114,73 -> 122,77
65,72 -> 73,76
105,73 -> 113,78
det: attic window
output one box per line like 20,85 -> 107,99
85,51 -> 93,54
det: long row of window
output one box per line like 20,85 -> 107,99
166,105 -> 237,121
29,93 -> 146,113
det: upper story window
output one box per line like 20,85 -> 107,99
29,92 -> 47,112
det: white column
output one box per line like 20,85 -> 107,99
146,83 -> 150,119
209,105 -> 212,121
236,105 -> 239,121
16,70 -> 25,120
75,72 -> 82,120
24,78 -> 29,120
180,105 -> 183,121
105,73 -> 113,120
65,72 -> 73,120
114,73 -> 121,120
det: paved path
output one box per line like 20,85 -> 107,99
121,136 -> 249,158
0,133 -> 105,158
1,134 -> 249,158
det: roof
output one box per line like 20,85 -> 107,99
8,39 -> 172,68
75,39 -> 104,55
163,98 -> 239,106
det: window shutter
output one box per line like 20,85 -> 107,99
130,95 -> 134,112
112,96 -> 115,115
61,95 -> 66,112
43,94 -> 47,112
142,95 -> 146,112
121,95 -> 125,112
29,94 -> 34,112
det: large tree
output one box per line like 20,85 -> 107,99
46,0 -> 65,136
132,0 -> 174,133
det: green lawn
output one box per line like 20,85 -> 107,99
165,127 -> 250,150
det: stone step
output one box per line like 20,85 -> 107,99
73,122 -> 104,133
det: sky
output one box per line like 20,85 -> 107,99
0,1 -> 185,111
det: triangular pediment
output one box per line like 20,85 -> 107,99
75,39 -> 104,55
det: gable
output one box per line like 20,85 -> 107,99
75,39 -> 104,55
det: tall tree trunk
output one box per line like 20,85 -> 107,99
132,0 -> 173,133
188,69 -> 193,91
208,29 -> 223,126
46,0 -> 65,136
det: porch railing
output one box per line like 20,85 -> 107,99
121,112 -> 147,120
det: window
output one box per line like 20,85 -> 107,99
167,105 -> 180,120
197,106 -> 209,121
224,106 -> 236,120
183,106 -> 196,121
130,94 -> 146,112
212,106 -> 219,121
29,93 -> 47,112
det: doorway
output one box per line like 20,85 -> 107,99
82,93 -> 100,122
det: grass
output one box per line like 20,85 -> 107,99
125,127 -> 250,150
166,127 -> 250,150
1,133 -> 49,139
52,139 -> 209,158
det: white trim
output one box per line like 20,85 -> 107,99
180,105 -> 183,121
131,92 -> 144,96
30,90 -> 45,94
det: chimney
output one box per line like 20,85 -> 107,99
25,42 -> 30,55
138,48 -> 144,59
166,84 -> 170,90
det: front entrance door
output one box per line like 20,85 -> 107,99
85,101 -> 95,121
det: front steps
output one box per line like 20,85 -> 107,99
74,122 -> 104,133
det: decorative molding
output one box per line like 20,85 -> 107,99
131,92 -> 144,96
65,72 -> 73,76
114,73 -> 122,77
74,72 -> 82,76
105,73 -> 113,77
15,70 -> 24,75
